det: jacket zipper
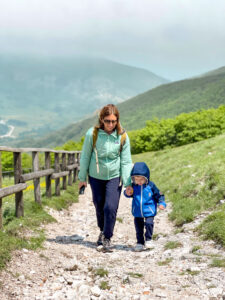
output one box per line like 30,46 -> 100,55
106,135 -> 109,179
149,206 -> 154,215
140,185 -> 144,217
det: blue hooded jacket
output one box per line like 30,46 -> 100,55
124,162 -> 166,218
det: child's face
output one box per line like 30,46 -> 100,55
133,176 -> 146,186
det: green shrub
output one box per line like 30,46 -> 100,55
129,106 -> 225,154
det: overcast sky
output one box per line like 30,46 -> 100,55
1,0 -> 225,80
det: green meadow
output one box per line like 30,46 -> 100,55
132,133 -> 225,246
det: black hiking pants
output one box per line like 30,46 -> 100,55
89,176 -> 122,240
134,216 -> 154,245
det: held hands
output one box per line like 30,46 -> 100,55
159,205 -> 165,210
125,186 -> 133,196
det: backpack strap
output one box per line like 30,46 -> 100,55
92,126 -> 98,149
92,127 -> 100,173
119,131 -> 127,153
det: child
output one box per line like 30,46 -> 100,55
124,162 -> 166,251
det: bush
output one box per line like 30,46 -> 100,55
129,106 -> 225,154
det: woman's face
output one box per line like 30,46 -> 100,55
102,113 -> 117,134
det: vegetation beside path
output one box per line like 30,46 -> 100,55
0,182 -> 79,270
132,133 -> 225,246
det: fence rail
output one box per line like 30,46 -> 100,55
0,146 -> 81,229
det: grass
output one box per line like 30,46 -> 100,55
132,133 -> 225,246
191,245 -> 201,254
95,268 -> 108,277
99,281 -> 110,290
0,180 -> 79,271
210,258 -> 225,268
116,217 -> 123,223
197,205 -> 225,247
173,228 -> 185,234
152,233 -> 159,240
127,272 -> 143,278
180,269 -> 200,276
157,258 -> 173,266
164,241 -> 182,250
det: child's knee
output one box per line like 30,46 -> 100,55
145,217 -> 154,225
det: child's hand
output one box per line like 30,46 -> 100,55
159,205 -> 165,210
125,186 -> 133,196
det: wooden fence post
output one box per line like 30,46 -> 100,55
0,152 -> 2,229
14,152 -> 24,217
77,152 -> 81,166
77,152 -> 81,182
72,153 -> 77,183
45,152 -> 51,197
54,153 -> 60,196
62,153 -> 67,190
32,151 -> 41,204
68,154 -> 72,186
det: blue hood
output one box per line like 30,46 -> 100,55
131,162 -> 150,183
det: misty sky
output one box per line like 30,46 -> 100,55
1,0 -> 225,80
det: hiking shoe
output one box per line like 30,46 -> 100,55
145,240 -> 154,249
102,236 -> 113,252
134,243 -> 145,252
97,231 -> 104,246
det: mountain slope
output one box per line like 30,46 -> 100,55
200,66 -> 225,77
0,55 -> 168,140
118,70 -> 225,130
18,65 -> 225,148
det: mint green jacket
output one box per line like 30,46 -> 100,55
78,127 -> 132,187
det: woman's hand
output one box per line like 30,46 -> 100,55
79,181 -> 87,189
125,186 -> 133,196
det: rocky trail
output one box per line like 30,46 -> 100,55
1,185 -> 225,300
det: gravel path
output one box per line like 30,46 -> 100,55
1,185 -> 225,300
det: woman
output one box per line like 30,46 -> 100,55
78,104 -> 132,251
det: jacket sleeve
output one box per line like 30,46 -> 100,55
78,128 -> 93,182
151,182 -> 166,208
120,133 -> 133,187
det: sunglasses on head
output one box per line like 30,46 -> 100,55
103,119 -> 117,124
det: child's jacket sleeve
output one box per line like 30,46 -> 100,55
151,182 -> 166,208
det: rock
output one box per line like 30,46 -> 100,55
18,275 -> 25,281
78,284 -> 90,296
153,289 -> 167,298
91,286 -> 101,297
209,287 -> 223,297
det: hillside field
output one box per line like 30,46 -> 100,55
132,133 -> 225,245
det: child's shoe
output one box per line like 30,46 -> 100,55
145,240 -> 154,249
134,243 -> 145,252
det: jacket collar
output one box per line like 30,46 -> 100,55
98,129 -> 118,139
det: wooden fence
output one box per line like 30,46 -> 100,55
0,146 -> 81,229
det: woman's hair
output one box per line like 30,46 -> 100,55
96,104 -> 123,134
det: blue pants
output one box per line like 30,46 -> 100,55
134,216 -> 154,245
89,176 -> 122,240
